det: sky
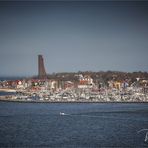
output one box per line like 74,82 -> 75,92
0,1 -> 148,76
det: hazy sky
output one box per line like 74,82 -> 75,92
0,1 -> 148,76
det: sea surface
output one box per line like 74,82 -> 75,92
0,101 -> 148,147
0,91 -> 16,96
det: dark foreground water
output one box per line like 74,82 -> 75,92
0,102 -> 148,147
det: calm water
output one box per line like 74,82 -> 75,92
0,91 -> 16,96
0,102 -> 148,147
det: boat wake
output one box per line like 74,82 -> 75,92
137,129 -> 148,142
59,112 -> 148,122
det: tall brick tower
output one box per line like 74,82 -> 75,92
38,55 -> 47,79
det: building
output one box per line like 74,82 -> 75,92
38,55 -> 47,79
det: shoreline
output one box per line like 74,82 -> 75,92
0,98 -> 148,104
0,88 -> 16,92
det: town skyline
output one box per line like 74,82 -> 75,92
0,1 -> 148,76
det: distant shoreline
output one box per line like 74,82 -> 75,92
0,88 -> 16,92
0,98 -> 148,104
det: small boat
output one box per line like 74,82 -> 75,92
60,112 -> 66,115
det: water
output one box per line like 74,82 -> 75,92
0,102 -> 148,147
0,91 -> 16,96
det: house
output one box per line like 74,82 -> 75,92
78,75 -> 94,89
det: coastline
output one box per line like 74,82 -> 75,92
0,97 -> 148,104
0,88 -> 16,92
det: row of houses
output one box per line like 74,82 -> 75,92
0,75 -> 93,91
0,75 -> 148,93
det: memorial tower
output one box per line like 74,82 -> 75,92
38,55 -> 47,79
